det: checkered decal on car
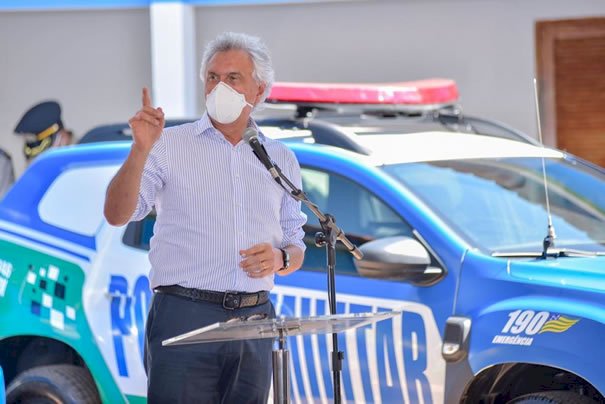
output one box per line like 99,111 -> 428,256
25,264 -> 76,330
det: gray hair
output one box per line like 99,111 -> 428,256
199,32 -> 274,104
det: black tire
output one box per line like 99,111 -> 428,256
508,390 -> 599,404
6,364 -> 100,404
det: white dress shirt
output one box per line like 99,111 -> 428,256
131,113 -> 307,292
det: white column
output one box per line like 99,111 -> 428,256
149,1 -> 197,118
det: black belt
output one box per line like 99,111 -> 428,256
155,285 -> 269,310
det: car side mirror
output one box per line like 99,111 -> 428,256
353,236 -> 444,286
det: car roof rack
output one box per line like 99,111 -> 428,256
256,117 -> 372,155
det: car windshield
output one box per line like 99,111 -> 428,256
383,157 -> 605,254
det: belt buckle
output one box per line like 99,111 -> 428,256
223,291 -> 240,310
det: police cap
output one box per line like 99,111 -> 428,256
14,101 -> 64,159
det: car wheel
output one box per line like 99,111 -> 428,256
507,390 -> 598,404
6,364 -> 100,404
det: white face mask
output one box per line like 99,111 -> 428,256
205,81 -> 253,124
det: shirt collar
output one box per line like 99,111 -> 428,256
197,112 -> 265,141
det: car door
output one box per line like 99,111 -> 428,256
272,152 -> 462,404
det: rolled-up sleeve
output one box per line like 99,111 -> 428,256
279,150 -> 307,251
129,136 -> 167,222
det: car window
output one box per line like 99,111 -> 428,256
301,167 -> 414,275
302,168 -> 412,240
123,212 -> 156,251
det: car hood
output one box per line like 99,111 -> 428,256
508,256 -> 605,292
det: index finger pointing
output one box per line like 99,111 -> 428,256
142,87 -> 152,107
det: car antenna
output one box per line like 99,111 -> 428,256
533,78 -> 556,258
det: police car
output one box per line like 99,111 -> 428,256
0,80 -> 604,404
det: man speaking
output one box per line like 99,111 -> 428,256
104,32 -> 306,403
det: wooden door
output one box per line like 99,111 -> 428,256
536,17 -> 605,166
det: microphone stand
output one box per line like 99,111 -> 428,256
272,164 -> 363,404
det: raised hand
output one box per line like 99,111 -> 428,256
128,87 -> 165,153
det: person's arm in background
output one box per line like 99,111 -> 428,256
0,149 -> 14,198
104,88 -> 164,226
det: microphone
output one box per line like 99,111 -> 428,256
243,128 -> 281,184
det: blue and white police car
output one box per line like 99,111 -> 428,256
0,80 -> 604,404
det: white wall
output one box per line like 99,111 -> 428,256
1,0 -> 604,176
0,9 -> 151,175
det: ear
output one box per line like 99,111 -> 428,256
255,82 -> 266,103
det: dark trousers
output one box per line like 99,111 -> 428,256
144,292 -> 275,404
